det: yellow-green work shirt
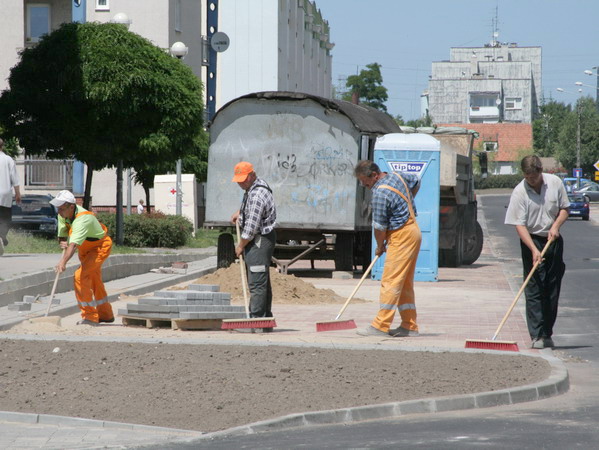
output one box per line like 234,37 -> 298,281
57,206 -> 105,246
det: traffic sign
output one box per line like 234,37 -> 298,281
573,168 -> 582,178
594,160 -> 599,171
595,171 -> 599,181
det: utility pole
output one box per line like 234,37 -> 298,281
577,103 -> 581,189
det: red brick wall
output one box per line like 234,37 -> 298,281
438,123 -> 533,162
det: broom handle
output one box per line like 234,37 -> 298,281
45,249 -> 65,317
492,238 -> 553,340
236,221 -> 251,319
334,254 -> 380,320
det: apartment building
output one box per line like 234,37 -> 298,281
1,0 -> 333,208
425,40 -> 541,174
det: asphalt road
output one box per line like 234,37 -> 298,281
143,194 -> 599,449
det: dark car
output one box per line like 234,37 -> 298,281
11,194 -> 58,237
567,194 -> 589,221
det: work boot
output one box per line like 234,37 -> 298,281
99,317 -> 115,323
356,325 -> 388,337
0,239 -> 4,256
543,337 -> 555,348
531,338 -> 544,349
389,326 -> 419,337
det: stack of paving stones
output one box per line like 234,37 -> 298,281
118,284 -> 246,329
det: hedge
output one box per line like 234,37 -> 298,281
96,212 -> 193,248
474,174 -> 522,190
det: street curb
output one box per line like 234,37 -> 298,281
0,347 -> 568,439
195,350 -> 568,440
0,250 -> 214,308
0,410 -> 204,437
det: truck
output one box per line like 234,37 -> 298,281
204,91 -> 482,271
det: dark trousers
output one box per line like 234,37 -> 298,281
0,206 -> 11,246
520,235 -> 565,339
244,230 -> 276,318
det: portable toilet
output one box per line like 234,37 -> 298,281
371,133 -> 440,282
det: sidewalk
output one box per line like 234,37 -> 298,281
0,227 -> 568,449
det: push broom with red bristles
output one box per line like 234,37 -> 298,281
221,222 -> 277,331
465,239 -> 553,352
316,255 -> 379,332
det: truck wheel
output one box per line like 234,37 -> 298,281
217,232 -> 235,268
440,220 -> 464,267
462,221 -> 484,265
334,232 -> 353,271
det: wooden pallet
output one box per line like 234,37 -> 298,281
120,315 -> 223,331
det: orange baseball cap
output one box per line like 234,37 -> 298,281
232,161 -> 254,182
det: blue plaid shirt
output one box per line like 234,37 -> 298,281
240,178 -> 277,240
371,172 -> 418,231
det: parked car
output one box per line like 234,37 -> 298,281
567,194 -> 590,221
11,194 -> 58,237
573,181 -> 599,202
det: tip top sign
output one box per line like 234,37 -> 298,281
388,161 -> 427,178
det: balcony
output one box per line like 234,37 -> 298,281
469,105 -> 500,120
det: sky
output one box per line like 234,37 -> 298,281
316,0 -> 599,121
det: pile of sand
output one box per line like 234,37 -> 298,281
184,263 -> 366,305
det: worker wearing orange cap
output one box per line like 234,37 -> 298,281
230,162 -> 277,330
51,190 -> 114,326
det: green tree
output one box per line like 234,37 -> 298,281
342,63 -> 388,112
554,96 -> 599,176
0,22 -> 207,208
532,100 -> 570,157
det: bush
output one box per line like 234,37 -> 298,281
474,174 -> 522,190
96,212 -> 193,248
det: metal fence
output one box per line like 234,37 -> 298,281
17,158 -> 73,189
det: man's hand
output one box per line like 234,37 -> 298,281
235,244 -> 244,258
532,247 -> 543,266
55,261 -> 66,273
230,210 -> 240,224
375,244 -> 386,256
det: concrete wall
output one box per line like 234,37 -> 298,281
217,0 -> 333,110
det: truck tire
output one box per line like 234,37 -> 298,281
462,221 -> 483,265
217,232 -> 235,268
439,219 -> 464,267
334,232 -> 353,271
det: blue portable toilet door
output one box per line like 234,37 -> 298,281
370,133 -> 440,282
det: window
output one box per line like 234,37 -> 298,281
483,142 -> 498,152
470,95 -> 498,108
505,97 -> 522,110
95,0 -> 109,11
26,4 -> 50,43
175,0 -> 181,32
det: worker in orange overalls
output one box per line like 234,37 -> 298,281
354,160 -> 422,337
51,190 -> 114,326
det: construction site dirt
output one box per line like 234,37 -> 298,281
0,264 -> 552,433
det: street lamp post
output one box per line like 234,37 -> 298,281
557,87 -> 582,189
169,42 -> 188,217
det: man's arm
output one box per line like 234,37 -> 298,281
374,228 -> 387,256
548,208 -> 569,242
55,241 -> 78,273
14,186 -> 21,204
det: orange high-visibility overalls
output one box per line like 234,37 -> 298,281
371,173 -> 422,333
66,211 -> 113,323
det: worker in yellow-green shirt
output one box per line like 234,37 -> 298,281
50,190 -> 114,326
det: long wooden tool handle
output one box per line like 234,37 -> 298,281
236,221 -> 251,319
492,238 -> 553,340
334,254 -> 380,320
45,249 -> 65,317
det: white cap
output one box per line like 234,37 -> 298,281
49,190 -> 76,207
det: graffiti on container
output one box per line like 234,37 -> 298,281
289,185 -> 352,214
